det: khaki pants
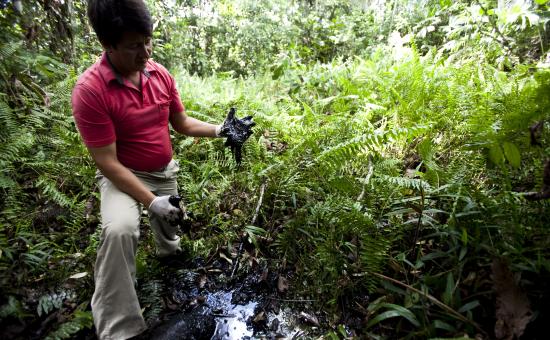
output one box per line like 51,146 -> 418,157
91,160 -> 182,340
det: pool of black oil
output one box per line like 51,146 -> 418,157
150,289 -> 304,340
207,290 -> 302,339
149,265 -> 309,340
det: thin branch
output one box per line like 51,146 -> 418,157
231,182 -> 267,280
371,272 -> 487,335
267,297 -> 317,302
251,182 -> 267,225
410,187 -> 424,257
474,0 -> 514,52
357,155 -> 374,202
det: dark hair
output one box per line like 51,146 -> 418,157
87,0 -> 153,47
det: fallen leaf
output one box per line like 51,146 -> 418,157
253,311 -> 266,323
165,297 -> 179,311
492,258 -> 532,340
198,274 -> 207,289
277,275 -> 289,293
270,317 -> 280,331
219,252 -> 233,265
69,272 -> 88,279
299,311 -> 320,327
260,268 -> 268,283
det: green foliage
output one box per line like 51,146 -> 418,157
366,301 -> 420,329
147,0 -> 381,75
138,279 -> 165,326
1,0 -> 549,338
37,290 -> 76,317
0,296 -> 29,320
44,308 -> 93,340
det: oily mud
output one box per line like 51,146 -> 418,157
147,258 -> 314,339
219,107 -> 255,165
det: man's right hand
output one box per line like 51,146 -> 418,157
217,107 -> 256,164
148,195 -> 183,225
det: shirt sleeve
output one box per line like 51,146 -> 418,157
72,84 -> 116,148
169,82 -> 185,115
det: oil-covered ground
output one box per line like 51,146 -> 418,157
144,256 -> 319,339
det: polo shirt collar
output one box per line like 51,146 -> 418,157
99,52 -> 152,86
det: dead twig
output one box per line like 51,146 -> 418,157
371,272 -> 487,336
267,297 -> 317,302
251,182 -> 267,225
230,182 -> 267,279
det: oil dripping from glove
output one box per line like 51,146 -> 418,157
219,107 -> 256,165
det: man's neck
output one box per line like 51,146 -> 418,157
127,72 -> 141,88
106,53 -> 141,88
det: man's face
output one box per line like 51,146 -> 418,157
107,31 -> 152,75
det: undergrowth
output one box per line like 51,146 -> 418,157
1,1 -> 549,338
169,47 -> 550,337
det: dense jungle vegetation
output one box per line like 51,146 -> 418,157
1,0 -> 550,338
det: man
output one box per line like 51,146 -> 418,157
71,1 -> 251,339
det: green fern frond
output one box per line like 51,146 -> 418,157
375,158 -> 402,175
35,176 -> 74,207
0,41 -> 23,62
34,107 -> 72,128
0,99 -> 17,139
315,122 -> 432,172
44,310 -> 93,340
0,173 -> 15,189
315,133 -> 379,171
386,124 -> 432,142
207,148 -> 233,169
359,233 -> 392,292
45,73 -> 77,107
376,174 -> 431,191
0,132 -> 35,166
139,279 -> 164,326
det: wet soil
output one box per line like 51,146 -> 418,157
147,258 -> 310,340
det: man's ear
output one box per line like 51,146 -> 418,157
101,41 -> 115,52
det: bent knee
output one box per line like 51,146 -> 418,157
102,218 -> 140,240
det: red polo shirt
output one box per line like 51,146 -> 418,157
72,53 -> 184,171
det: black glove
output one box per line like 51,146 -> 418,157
218,107 -> 256,164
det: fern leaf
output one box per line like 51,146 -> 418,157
0,173 -> 15,189
315,134 -> 377,170
35,176 -> 73,207
0,99 -> 17,139
0,41 -> 23,61
138,279 -> 165,326
44,310 -> 93,340
360,233 -> 392,292
376,174 -> 431,191
0,132 -> 35,166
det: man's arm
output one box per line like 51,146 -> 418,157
170,110 -> 219,137
88,143 -> 156,207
